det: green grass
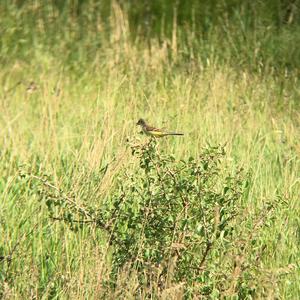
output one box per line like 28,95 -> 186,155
1,1 -> 300,299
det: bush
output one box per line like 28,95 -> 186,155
26,139 -> 282,298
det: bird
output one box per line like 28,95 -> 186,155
26,81 -> 38,93
136,118 -> 184,138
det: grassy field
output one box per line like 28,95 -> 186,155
1,1 -> 300,299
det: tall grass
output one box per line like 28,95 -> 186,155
0,1 -> 299,298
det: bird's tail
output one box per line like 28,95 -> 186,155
166,132 -> 184,136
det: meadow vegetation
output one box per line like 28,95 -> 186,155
0,1 -> 299,298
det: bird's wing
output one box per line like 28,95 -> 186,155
145,125 -> 164,132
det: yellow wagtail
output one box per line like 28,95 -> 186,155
136,119 -> 184,138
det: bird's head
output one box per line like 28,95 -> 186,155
136,118 -> 146,126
